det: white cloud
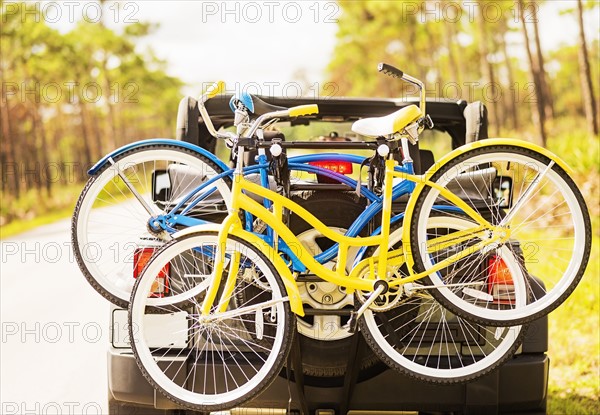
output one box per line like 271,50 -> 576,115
43,0 -> 599,97
129,1 -> 340,95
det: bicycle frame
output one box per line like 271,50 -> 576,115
200,143 -> 512,317
156,148 -> 473,276
157,153 -> 379,231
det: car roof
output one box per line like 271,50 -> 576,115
204,95 -> 471,147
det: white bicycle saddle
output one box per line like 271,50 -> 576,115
352,104 -> 422,137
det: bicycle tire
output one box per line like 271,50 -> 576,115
72,144 -> 231,308
129,231 -> 294,412
409,144 -> 591,326
360,214 -> 525,383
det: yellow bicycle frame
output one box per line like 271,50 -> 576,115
194,138 -> 570,317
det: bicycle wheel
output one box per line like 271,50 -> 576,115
360,215 -> 525,383
72,144 -> 231,308
410,143 -> 591,326
129,231 -> 293,412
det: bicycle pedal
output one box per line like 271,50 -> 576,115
348,311 -> 359,333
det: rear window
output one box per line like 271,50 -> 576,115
215,120 -> 454,164
417,129 -> 453,161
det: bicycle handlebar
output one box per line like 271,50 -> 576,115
197,81 -> 232,140
378,63 -> 404,79
378,62 -> 426,125
244,104 -> 319,140
197,65 -> 427,145
288,104 -> 319,118
198,82 -> 320,141
200,81 -> 225,103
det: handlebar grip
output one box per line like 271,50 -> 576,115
204,81 -> 225,100
378,63 -> 404,79
288,104 -> 319,117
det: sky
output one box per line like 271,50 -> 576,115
129,1 -> 340,95
42,0 -> 600,96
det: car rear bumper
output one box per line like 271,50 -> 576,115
108,349 -> 548,414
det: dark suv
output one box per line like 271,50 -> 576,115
108,96 -> 548,415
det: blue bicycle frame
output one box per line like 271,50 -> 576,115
152,150 -> 459,272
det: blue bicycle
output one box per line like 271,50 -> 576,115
71,84 -> 386,307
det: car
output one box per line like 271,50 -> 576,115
107,94 -> 548,415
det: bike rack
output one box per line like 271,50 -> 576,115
283,327 -> 368,415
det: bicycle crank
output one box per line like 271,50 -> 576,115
348,280 -> 388,333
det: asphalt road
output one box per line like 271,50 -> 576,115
1,218 -> 109,414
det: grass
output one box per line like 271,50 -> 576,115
546,127 -> 599,415
511,124 -> 600,414
0,167 -> 152,239
0,183 -> 82,239
546,235 -> 600,415
0,205 -> 76,238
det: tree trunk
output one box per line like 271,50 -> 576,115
26,76 -> 53,198
531,12 -> 555,120
103,67 -> 118,149
0,103 -> 7,194
518,0 -> 547,146
34,106 -> 52,197
90,105 -> 105,159
78,102 -> 94,171
577,0 -> 598,135
407,21 -> 426,83
52,104 -> 68,186
1,101 -> 20,199
444,20 -> 461,87
477,6 -> 500,136
28,109 -> 43,195
500,32 -> 519,131
425,23 -> 440,84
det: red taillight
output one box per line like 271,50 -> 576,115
487,255 -> 514,304
134,248 -> 170,297
308,160 -> 353,175
309,160 -> 353,184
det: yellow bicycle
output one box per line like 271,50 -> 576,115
129,64 -> 590,411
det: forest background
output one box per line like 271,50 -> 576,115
1,1 -> 598,413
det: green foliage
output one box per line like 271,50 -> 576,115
547,128 -> 600,175
0,2 -> 184,228
0,183 -> 81,238
548,39 -> 600,119
327,0 -> 599,138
